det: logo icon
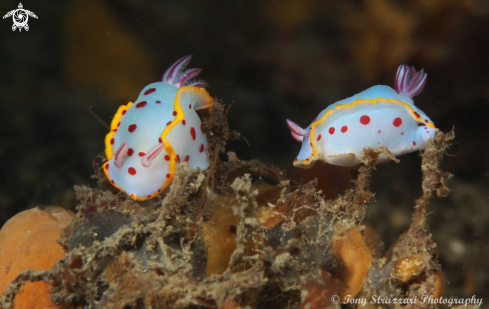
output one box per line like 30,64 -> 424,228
3,3 -> 38,32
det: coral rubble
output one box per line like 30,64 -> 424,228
1,102 -> 454,309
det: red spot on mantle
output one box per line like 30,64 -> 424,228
128,124 -> 137,132
136,101 -> 147,108
360,115 -> 370,125
144,88 -> 156,95
393,117 -> 402,127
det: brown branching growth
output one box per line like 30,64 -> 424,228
323,164 -> 374,227
224,100 -> 235,118
0,87 -> 457,309
160,164 -> 202,216
187,146 -> 219,240
408,129 -> 454,237
389,129 -> 454,294
225,175 -> 261,273
194,145 -> 219,224
360,146 -> 400,169
420,129 -> 454,199
200,101 -> 243,157
0,270 -> 53,309
214,159 -> 288,194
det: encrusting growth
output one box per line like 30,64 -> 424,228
1,103 -> 454,308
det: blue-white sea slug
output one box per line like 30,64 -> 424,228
104,55 -> 213,200
286,65 -> 435,168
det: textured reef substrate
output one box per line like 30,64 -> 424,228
1,102 -> 455,309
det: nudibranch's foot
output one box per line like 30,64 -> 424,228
323,153 -> 359,167
311,148 -> 398,169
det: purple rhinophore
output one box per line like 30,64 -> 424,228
394,64 -> 427,98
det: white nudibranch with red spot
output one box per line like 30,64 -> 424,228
104,55 -> 213,200
287,65 -> 436,168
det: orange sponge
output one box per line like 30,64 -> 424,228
332,225 -> 373,299
202,207 -> 240,276
0,206 -> 74,309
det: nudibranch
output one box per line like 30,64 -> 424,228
286,65 -> 435,168
104,55 -> 213,200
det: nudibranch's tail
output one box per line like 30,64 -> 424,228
394,64 -> 427,98
161,55 -> 209,88
286,119 -> 305,142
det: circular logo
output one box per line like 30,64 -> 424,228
331,295 -> 340,304
13,10 -> 28,27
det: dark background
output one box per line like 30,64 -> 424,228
1,0 -> 488,298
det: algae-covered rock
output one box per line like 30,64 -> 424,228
0,102 -> 455,309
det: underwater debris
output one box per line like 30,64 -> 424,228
0,99 -> 455,308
